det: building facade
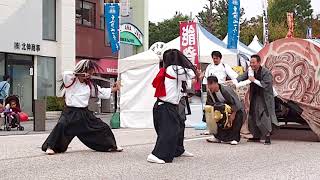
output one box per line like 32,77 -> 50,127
75,0 -> 149,113
0,0 -> 75,115
120,0 -> 149,59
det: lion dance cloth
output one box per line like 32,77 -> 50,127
227,38 -> 320,140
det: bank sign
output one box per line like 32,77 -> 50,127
120,23 -> 143,46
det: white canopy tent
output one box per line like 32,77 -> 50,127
248,35 -> 264,53
119,24 -> 242,128
119,50 -> 160,128
223,34 -> 257,56
304,38 -> 320,47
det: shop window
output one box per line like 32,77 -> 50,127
43,0 -> 56,40
76,0 -> 96,27
37,56 -> 56,99
0,53 -> 4,77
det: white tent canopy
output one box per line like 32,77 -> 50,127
223,34 -> 257,56
304,39 -> 320,47
248,35 -> 264,53
119,50 -> 160,128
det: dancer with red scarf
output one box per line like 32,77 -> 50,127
147,49 -> 199,164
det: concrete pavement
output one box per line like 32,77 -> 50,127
0,113 -> 113,136
0,127 -> 319,180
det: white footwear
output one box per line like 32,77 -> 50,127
147,154 -> 165,164
230,140 -> 238,145
206,137 -> 221,143
107,146 -> 124,152
46,148 -> 55,155
116,146 -> 123,152
181,151 -> 194,157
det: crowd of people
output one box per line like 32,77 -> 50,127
146,49 -> 279,164
1,48 -> 278,164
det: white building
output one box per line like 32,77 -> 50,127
0,0 -> 75,115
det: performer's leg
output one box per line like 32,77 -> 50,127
175,98 -> 187,157
231,111 -> 244,142
77,112 -> 117,152
41,114 -> 75,153
175,118 -> 185,157
151,104 -> 180,163
248,108 -> 262,139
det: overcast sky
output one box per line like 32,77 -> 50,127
149,0 -> 320,23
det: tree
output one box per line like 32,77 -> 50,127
311,16 -> 320,38
196,0 -> 217,37
268,0 -> 313,38
240,16 -> 263,45
149,12 -> 190,47
197,0 -> 245,40
241,0 -> 315,43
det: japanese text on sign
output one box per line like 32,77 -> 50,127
227,0 -> 240,49
105,3 -> 120,53
14,42 -> 40,52
180,22 -> 199,65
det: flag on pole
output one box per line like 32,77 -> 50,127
306,27 -> 312,39
105,3 -> 120,53
262,0 -> 269,45
227,0 -> 241,49
286,12 -> 294,38
179,21 -> 200,90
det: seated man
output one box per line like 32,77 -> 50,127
206,76 -> 244,145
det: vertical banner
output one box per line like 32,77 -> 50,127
227,0 -> 240,49
286,12 -> 294,38
262,0 -> 269,45
180,21 -> 200,90
306,27 -> 313,39
180,21 -> 199,66
105,3 -> 120,53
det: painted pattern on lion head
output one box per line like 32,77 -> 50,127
256,38 -> 320,139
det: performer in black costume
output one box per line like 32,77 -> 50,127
147,49 -> 199,164
42,59 -> 123,155
205,76 -> 244,145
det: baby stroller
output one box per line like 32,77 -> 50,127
2,95 -> 24,131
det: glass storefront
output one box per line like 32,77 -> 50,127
6,54 -> 33,115
37,56 -> 56,99
1,53 -> 56,116
0,53 -> 5,77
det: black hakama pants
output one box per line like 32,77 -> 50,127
152,101 -> 185,163
214,111 -> 243,142
42,107 -> 117,153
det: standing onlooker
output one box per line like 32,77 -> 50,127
201,51 -> 238,85
0,75 -> 10,106
235,55 -> 278,145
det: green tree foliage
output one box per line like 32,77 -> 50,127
268,0 -> 313,39
239,16 -> 263,45
197,0 -> 245,40
149,12 -> 190,47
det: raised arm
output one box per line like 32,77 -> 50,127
97,82 -> 120,99
224,64 -> 238,80
175,66 -> 196,81
62,71 -> 76,87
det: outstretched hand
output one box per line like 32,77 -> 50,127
249,76 -> 256,82
111,81 -> 121,92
